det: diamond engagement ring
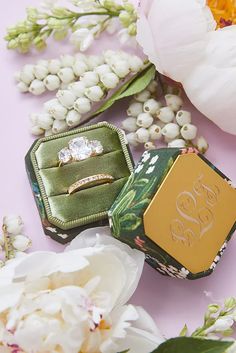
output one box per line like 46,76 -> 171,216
68,174 -> 114,195
58,136 -> 104,167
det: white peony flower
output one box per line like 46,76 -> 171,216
137,0 -> 216,82
0,227 -> 163,353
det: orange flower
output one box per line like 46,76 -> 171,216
208,0 -> 236,27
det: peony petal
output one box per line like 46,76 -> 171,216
0,283 -> 23,312
136,0 -> 216,81
67,228 -> 145,307
183,63 -> 236,134
13,251 -> 89,281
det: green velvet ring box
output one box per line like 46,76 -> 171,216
25,122 -> 133,244
109,147 -> 236,280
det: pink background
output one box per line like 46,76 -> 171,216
1,0 -> 236,339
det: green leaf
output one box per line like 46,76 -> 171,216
133,178 -> 149,188
151,337 -> 233,353
179,324 -> 188,337
120,213 -> 142,231
90,64 -> 155,118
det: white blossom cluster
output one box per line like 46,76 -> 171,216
30,50 -> 144,136
2,215 -> 31,262
15,53 -> 106,95
122,82 -> 209,153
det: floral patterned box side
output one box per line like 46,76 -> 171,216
109,148 -> 236,280
25,122 -> 134,244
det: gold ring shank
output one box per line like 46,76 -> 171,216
68,174 -> 114,195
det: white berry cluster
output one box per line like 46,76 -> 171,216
30,50 -> 145,136
2,215 -> 32,263
15,54 -> 108,95
122,83 -> 209,153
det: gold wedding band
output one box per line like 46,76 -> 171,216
68,174 -> 114,195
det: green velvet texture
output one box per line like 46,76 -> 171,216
36,127 -> 121,169
33,126 -> 131,227
48,179 -> 128,223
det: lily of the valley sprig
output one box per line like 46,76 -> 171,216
5,0 -> 137,53
191,297 -> 236,339
1,216 -> 31,263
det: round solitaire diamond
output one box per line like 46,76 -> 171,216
90,140 -> 104,155
58,148 -> 72,164
69,136 -> 92,161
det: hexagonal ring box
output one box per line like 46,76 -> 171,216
109,148 -> 236,280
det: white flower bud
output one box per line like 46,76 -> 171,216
95,64 -> 112,77
126,132 -> 139,146
44,75 -> 61,91
134,90 -> 151,103
157,107 -> 175,123
20,65 -> 35,84
66,110 -> 81,127
165,94 -> 183,112
81,71 -> 99,87
36,113 -> 54,130
34,65 -> 49,80
148,124 -> 162,140
121,117 -> 138,132
176,110 -> 192,126
137,113 -> 154,128
85,86 -> 104,102
181,124 -> 198,140
143,99 -> 161,115
87,55 -> 104,70
101,73 -> 119,89
17,82 -> 29,93
72,60 -> 88,76
45,129 -> 53,136
162,123 -> 180,139
49,102 -> 68,120
58,67 -> 75,84
44,98 -> 60,113
197,136 -> 209,153
144,141 -> 156,150
136,127 -> 150,143
208,317 -> 234,333
168,139 -> 186,148
3,215 -> 23,235
56,90 -> 77,109
74,97 -> 91,114
52,119 -> 68,134
127,102 -> 143,117
29,80 -> 46,95
48,59 -> 61,74
60,54 -> 75,68
14,251 -> 26,258
129,56 -> 144,72
30,125 -> 44,136
12,235 -> 31,252
68,82 -> 86,98
147,80 -> 158,94
111,60 -> 130,78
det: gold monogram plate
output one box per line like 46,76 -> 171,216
143,153 -> 236,273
